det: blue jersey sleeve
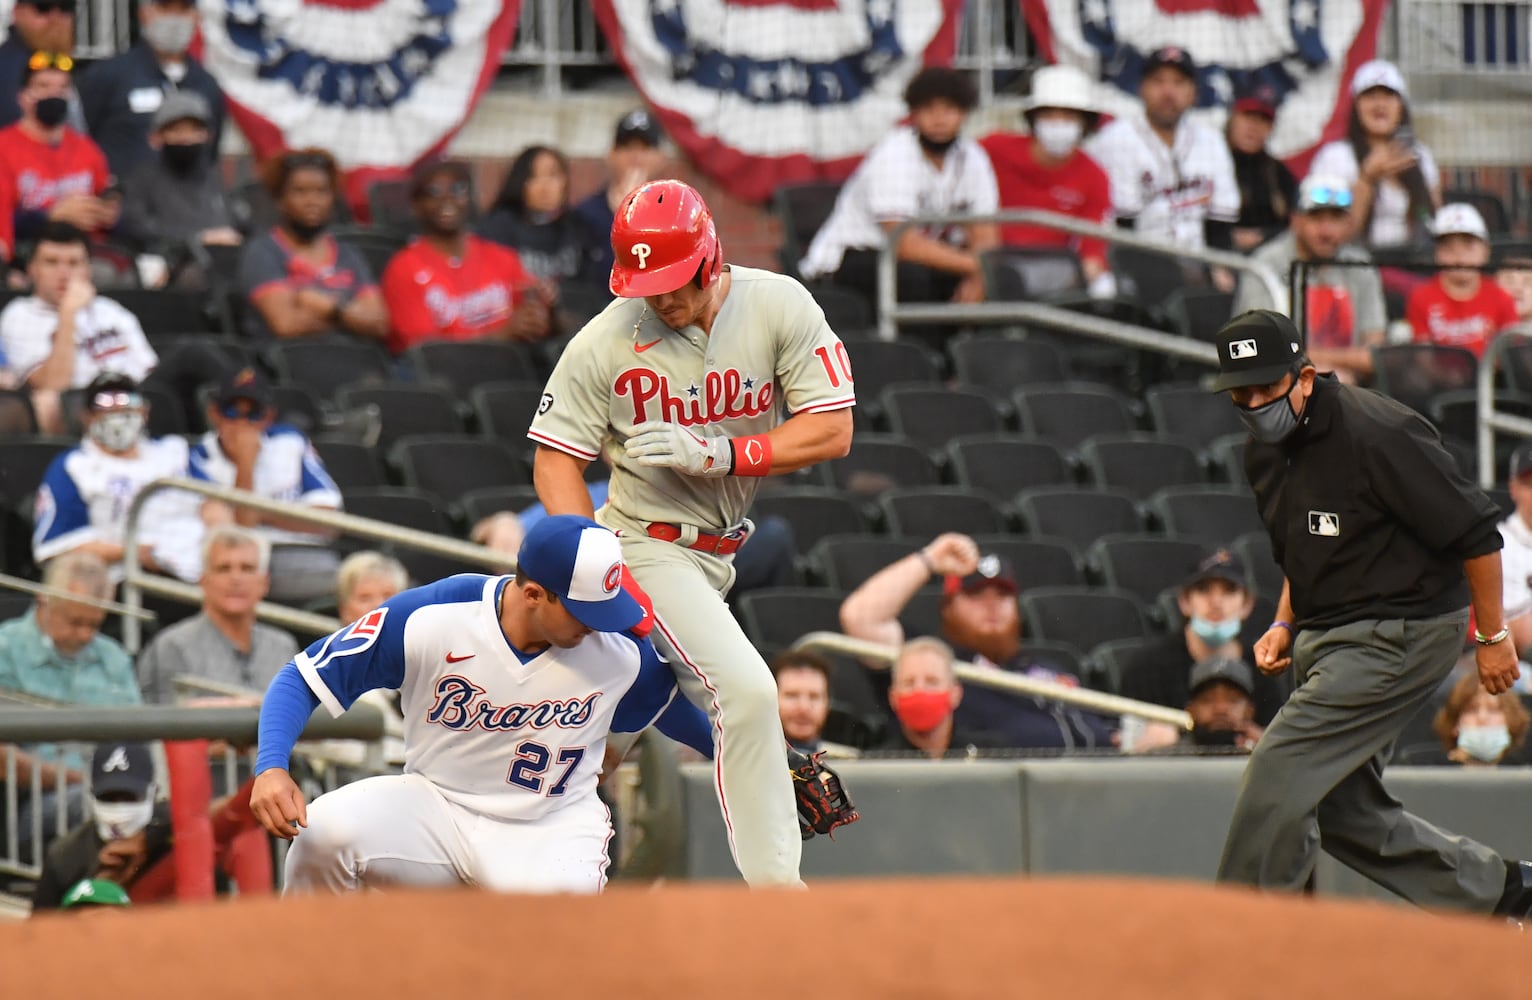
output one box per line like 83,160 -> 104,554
293,577 -> 486,717
611,636 -> 714,758
254,664 -> 321,773
32,453 -> 93,561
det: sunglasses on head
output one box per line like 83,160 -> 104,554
1303,187 -> 1353,210
26,1 -> 75,15
27,50 -> 73,72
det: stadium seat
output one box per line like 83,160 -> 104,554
311,440 -> 385,491
458,485 -> 542,527
944,435 -> 1072,500
1086,636 -> 1160,695
1145,382 -> 1246,448
340,487 -> 481,583
818,433 -> 939,496
979,246 -> 1085,301
391,435 -> 529,503
1014,486 -> 1144,551
1370,344 -> 1477,417
809,534 -> 921,592
335,384 -> 464,454
750,486 -> 868,553
328,225 -> 407,280
1078,434 -> 1205,500
878,488 -> 1009,540
948,335 -> 1070,393
736,586 -> 847,651
880,384 -> 1004,450
1231,530 -> 1283,603
1147,486 -> 1264,547
1020,586 -> 1151,652
0,435 -> 73,512
109,288 -> 215,334
0,390 -> 37,436
266,385 -> 326,434
1085,534 -> 1208,605
968,534 -> 1083,590
268,337 -> 392,401
843,339 -> 941,414
1161,288 -> 1235,343
1111,244 -> 1195,311
809,285 -> 874,339
1206,432 -> 1247,485
772,181 -> 842,280
1013,383 -> 1136,450
405,341 -> 543,395
470,380 -> 546,440
1502,342 -> 1532,396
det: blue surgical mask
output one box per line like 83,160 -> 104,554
1190,616 -> 1241,645
1457,725 -> 1511,763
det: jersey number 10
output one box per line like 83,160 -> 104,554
813,344 -> 854,387
507,740 -> 586,796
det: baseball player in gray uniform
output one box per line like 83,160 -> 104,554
527,179 -> 856,886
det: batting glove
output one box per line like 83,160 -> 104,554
624,420 -> 733,478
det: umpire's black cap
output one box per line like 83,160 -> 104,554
1207,310 -> 1306,393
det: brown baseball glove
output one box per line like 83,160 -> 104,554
788,746 -> 860,841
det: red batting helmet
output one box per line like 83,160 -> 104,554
609,180 -> 722,297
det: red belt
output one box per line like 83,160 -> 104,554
646,522 -> 748,555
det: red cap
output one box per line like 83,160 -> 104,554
942,554 -> 1018,598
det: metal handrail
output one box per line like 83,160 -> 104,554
876,209 -> 1286,342
0,703 -> 386,742
0,571 -> 155,621
121,477 -> 518,652
791,631 -> 1193,730
1477,332 -> 1532,486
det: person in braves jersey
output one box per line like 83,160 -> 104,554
380,158 -> 554,355
1085,46 -> 1240,253
528,179 -> 855,887
1406,204 -> 1520,359
250,515 -> 713,894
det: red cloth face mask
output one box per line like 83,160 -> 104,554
893,689 -> 952,734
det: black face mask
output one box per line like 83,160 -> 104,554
917,132 -> 958,157
285,218 -> 327,242
34,96 -> 68,128
1190,725 -> 1242,748
161,141 -> 206,174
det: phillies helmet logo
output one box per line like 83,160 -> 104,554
632,242 -> 653,269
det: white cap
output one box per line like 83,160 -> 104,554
1351,59 -> 1408,99
1432,203 -> 1490,242
1024,65 -> 1097,115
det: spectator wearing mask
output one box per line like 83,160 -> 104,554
1496,444 -> 1532,653
118,91 -> 240,259
136,525 -> 299,703
75,0 -> 224,179
477,145 -> 606,294
32,372 -> 204,581
336,550 -> 407,623
1432,671 -> 1530,766
0,0 -> 77,130
1309,60 -> 1440,249
572,109 -> 666,276
978,64 -> 1115,298
1085,46 -> 1240,251
381,158 -> 550,355
840,532 -> 1116,749
0,51 -> 115,261
1407,203 -> 1519,359
799,67 -> 998,309
874,637 -> 1000,757
1234,173 -> 1386,383
238,148 -> 388,342
771,650 -> 832,754
1118,548 -> 1290,726
191,366 -> 343,605
1226,85 -> 1295,251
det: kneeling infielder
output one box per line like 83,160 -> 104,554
249,515 -> 713,894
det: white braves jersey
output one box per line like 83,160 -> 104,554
1085,113 -> 1240,250
33,435 -> 204,581
799,127 -> 1000,280
528,265 -> 856,530
0,294 -> 157,387
188,425 -> 342,547
293,574 -> 693,822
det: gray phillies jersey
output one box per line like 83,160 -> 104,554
528,266 -> 856,531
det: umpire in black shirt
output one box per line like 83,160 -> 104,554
1208,308 -> 1532,917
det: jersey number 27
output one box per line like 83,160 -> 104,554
507,740 -> 585,796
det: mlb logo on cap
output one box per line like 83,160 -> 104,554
1208,310 -> 1305,393
516,515 -> 644,633
1229,339 -> 1258,360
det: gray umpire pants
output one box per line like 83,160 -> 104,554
1216,610 -> 1508,912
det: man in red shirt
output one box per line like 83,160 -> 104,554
381,159 -> 551,355
978,64 -> 1114,297
0,50 -> 114,262
1407,203 -> 1519,358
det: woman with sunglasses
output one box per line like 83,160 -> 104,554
477,145 -> 606,295
236,148 -> 388,342
1309,59 -> 1440,249
0,0 -> 77,130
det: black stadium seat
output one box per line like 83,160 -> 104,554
945,435 -> 1072,500
1086,534 -> 1208,605
1148,486 -> 1264,547
819,434 -> 938,496
406,341 -> 542,395
1078,434 -> 1205,500
0,435 -> 73,512
1020,586 -> 1150,653
1013,383 -> 1136,450
269,337 -> 391,401
311,440 -> 385,491
335,384 -> 463,454
878,488 -> 1009,540
390,435 -> 528,503
472,381 -> 546,440
1014,486 -> 1143,551
809,535 -> 921,592
772,181 -> 841,281
736,586 -> 847,651
842,339 -> 941,410
969,535 -> 1082,590
880,384 -> 1004,450
948,335 -> 1070,392
1145,382 -> 1246,448
340,486 -> 481,583
0,390 -> 37,436
750,486 -> 867,553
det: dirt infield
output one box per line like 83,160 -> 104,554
5,877 -> 1525,999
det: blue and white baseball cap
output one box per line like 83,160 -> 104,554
515,515 -> 644,632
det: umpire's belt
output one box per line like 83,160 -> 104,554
645,521 -> 751,555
